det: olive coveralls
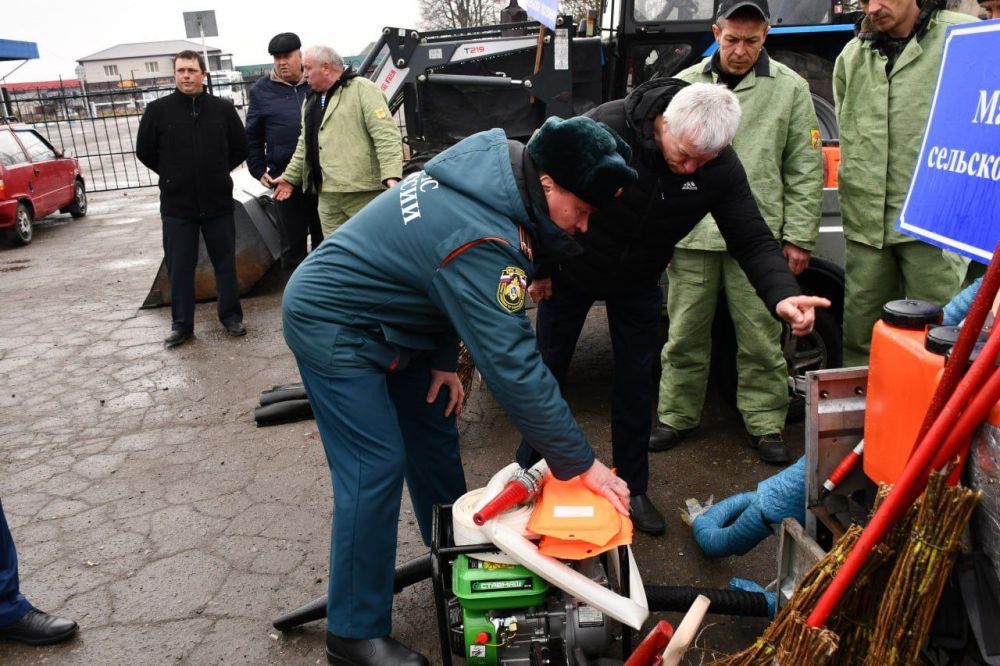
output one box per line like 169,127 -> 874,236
659,52 -> 822,435
834,9 -> 976,366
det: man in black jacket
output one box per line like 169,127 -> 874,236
137,50 -> 250,348
245,32 -> 322,276
516,80 -> 828,535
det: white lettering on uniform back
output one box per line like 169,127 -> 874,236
397,171 -> 440,225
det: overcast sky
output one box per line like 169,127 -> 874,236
1,0 -> 423,83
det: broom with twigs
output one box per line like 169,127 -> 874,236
863,471 -> 980,666
825,485 -> 906,666
707,488 -> 902,666
705,523 -> 865,666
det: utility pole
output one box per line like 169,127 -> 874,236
183,10 -> 219,94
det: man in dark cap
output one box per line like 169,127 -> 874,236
282,117 -> 637,666
653,0 -> 823,466
246,32 -> 323,276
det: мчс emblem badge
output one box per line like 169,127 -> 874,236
496,266 -> 528,312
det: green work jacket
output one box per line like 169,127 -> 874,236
834,10 -> 975,248
283,76 -> 402,193
675,51 -> 823,252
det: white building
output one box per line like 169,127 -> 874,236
77,40 -> 233,85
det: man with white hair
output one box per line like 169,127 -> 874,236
274,45 -> 402,235
517,80 -> 829,536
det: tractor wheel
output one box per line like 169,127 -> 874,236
769,51 -> 839,142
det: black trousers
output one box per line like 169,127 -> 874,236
515,278 -> 662,495
275,186 -> 323,274
162,213 -> 243,333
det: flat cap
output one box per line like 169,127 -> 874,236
527,116 -> 637,209
268,32 -> 302,56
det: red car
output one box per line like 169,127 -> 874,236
0,122 -> 87,245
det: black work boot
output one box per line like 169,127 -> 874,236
629,494 -> 666,536
163,330 -> 193,349
749,433 -> 791,465
648,425 -> 700,452
326,633 -> 429,666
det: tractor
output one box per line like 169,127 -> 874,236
357,0 -> 859,402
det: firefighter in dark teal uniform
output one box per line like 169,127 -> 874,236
282,117 -> 638,666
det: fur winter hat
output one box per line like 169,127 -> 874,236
526,116 -> 638,209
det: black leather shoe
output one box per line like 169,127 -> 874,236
326,633 -> 429,666
750,433 -> 791,465
164,330 -> 193,348
0,609 -> 78,646
648,425 -> 700,452
629,494 -> 666,536
223,321 -> 246,337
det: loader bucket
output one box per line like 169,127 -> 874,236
141,170 -> 282,308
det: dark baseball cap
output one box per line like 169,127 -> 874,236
268,32 -> 302,56
717,0 -> 770,21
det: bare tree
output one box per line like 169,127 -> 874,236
561,0 -> 603,22
419,0 -> 505,29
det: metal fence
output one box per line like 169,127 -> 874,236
2,76 -> 409,193
1,78 -> 254,192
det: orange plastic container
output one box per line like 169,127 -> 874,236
863,301 -> 945,485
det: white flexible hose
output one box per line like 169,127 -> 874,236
451,461 -> 649,630
452,462 -> 539,564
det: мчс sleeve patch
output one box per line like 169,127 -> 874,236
374,107 -> 388,120
810,129 -> 821,150
496,266 -> 528,312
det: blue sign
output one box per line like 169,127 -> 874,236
0,39 -> 39,62
524,0 -> 559,30
898,21 -> 1000,263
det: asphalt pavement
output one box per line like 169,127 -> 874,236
0,187 -> 803,664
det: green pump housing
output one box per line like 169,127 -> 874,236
452,554 -> 549,665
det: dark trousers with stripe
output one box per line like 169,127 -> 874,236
296,356 -> 467,638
